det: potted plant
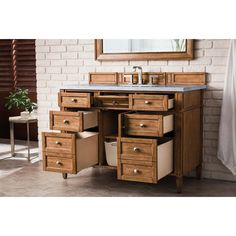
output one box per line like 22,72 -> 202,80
5,88 -> 37,118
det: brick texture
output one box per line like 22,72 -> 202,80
36,39 -> 236,181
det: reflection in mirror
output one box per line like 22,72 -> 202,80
103,39 -> 187,53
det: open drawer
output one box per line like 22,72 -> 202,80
130,94 -> 174,111
121,112 -> 174,137
59,92 -> 92,108
50,110 -> 98,132
117,137 -> 173,183
42,132 -> 98,174
94,94 -> 129,109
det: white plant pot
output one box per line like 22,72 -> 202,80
21,111 -> 30,119
30,109 -> 38,119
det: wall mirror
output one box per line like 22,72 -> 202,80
95,39 -> 193,61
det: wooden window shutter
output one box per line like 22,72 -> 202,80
12,39 -> 36,92
0,39 -> 36,92
0,40 -> 13,91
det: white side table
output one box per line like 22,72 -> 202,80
9,116 -> 38,161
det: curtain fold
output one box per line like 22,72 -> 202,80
217,39 -> 236,175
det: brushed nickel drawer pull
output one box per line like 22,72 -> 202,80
144,100 -> 150,104
55,141 -> 61,145
133,169 -> 139,174
71,98 -> 77,103
56,161 -> 62,166
133,147 -> 139,152
63,119 -> 69,124
139,123 -> 145,128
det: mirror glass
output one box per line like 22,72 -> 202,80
103,39 -> 187,53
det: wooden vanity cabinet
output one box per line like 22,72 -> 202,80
42,72 -> 206,193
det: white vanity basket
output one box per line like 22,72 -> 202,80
105,141 -> 117,166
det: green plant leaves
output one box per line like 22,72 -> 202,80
5,88 -> 37,112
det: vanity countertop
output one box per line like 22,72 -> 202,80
61,84 -> 207,92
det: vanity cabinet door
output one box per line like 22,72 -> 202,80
130,94 -> 174,111
49,110 -> 98,132
59,92 -> 92,108
123,113 -> 174,137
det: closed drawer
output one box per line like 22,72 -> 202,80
124,113 -> 174,137
42,131 -> 98,174
44,155 -> 76,174
59,92 -> 92,108
42,132 -> 75,155
118,138 -> 173,183
94,95 -> 129,109
130,94 -> 174,111
50,110 -> 98,132
118,159 -> 156,183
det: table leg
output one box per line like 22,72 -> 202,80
27,121 -> 30,161
10,122 -> 15,157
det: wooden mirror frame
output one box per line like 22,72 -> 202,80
95,39 -> 193,61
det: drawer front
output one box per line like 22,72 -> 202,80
118,159 -> 157,183
95,95 -> 129,109
44,155 -> 76,174
59,92 -> 91,108
124,113 -> 174,137
131,94 -> 170,111
125,114 -> 163,137
42,132 -> 75,155
119,138 -> 157,162
50,111 -> 83,132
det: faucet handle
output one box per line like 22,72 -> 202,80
133,66 -> 142,71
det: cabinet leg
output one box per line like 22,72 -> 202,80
62,173 -> 68,179
176,176 -> 183,193
196,164 -> 202,179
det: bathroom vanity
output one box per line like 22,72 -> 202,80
42,72 -> 206,193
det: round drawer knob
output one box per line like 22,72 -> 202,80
144,100 -> 150,104
71,98 -> 77,103
139,123 -> 145,128
112,100 -> 118,106
55,141 -> 61,145
133,147 -> 139,152
56,161 -> 62,166
63,119 -> 69,124
133,169 -> 139,174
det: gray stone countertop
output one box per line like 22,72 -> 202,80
61,84 -> 207,92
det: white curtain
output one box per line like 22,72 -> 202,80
217,39 -> 236,175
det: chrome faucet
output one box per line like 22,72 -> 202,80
133,66 -> 143,85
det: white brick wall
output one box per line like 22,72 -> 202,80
36,39 -> 236,182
